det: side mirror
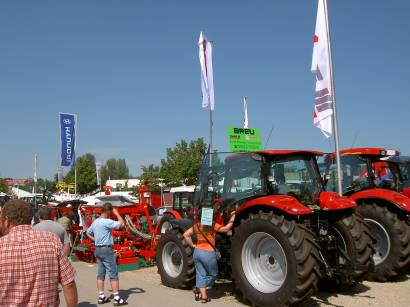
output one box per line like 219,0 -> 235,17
267,176 -> 276,184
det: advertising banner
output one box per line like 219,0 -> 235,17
3,179 -> 29,186
59,113 -> 76,167
227,127 -> 263,152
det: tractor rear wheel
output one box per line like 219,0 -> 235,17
231,211 -> 321,307
357,203 -> 410,281
322,212 -> 374,290
156,229 -> 195,288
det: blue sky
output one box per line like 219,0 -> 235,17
0,0 -> 409,179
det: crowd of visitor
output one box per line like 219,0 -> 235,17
0,198 -> 236,306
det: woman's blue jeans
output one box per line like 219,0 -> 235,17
193,248 -> 218,288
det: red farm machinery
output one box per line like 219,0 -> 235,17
50,185 -> 163,271
324,147 -> 410,282
156,150 -> 374,307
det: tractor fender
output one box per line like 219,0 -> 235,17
350,188 -> 410,213
319,191 -> 357,210
169,218 -> 193,232
237,195 -> 313,216
163,210 -> 182,220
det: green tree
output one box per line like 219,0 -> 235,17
22,178 -> 57,194
139,164 -> 163,192
65,153 -> 97,194
139,164 -> 161,182
160,138 -> 207,186
0,180 -> 8,193
101,158 -> 130,184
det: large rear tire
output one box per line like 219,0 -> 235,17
322,212 -> 374,290
231,211 -> 321,307
156,229 -> 195,288
357,203 -> 410,281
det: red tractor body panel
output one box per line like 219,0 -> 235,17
237,195 -> 313,215
403,188 -> 410,198
350,188 -> 410,213
319,191 -> 357,210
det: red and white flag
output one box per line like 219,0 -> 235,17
199,32 -> 215,111
311,0 -> 333,138
243,97 -> 249,128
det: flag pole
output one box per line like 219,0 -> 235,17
209,109 -> 213,154
74,113 -> 78,196
209,39 -> 214,166
323,0 -> 343,195
34,153 -> 38,210
74,167 -> 77,195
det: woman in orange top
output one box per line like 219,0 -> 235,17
183,211 -> 235,303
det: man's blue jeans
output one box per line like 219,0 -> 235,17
94,246 -> 119,281
193,248 -> 218,288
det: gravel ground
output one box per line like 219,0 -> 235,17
65,261 -> 410,307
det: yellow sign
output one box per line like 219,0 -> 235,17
56,183 -> 75,190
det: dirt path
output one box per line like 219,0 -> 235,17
66,261 -> 410,307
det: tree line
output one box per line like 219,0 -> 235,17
2,137 -> 207,195
140,138 -> 207,188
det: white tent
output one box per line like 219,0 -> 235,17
11,187 -> 34,198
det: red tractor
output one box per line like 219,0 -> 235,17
324,148 -> 410,282
156,150 -> 373,307
158,185 -> 196,234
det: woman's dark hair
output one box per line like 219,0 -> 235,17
1,200 -> 33,226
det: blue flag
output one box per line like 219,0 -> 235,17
59,113 -> 76,167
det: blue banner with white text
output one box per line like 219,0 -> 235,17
59,113 -> 76,167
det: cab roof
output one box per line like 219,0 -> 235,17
257,150 -> 323,156
326,147 -> 400,161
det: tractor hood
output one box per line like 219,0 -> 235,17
319,192 -> 356,210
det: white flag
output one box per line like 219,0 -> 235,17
199,32 -> 215,111
243,97 -> 249,128
311,0 -> 333,138
96,162 -> 102,186
34,153 -> 38,183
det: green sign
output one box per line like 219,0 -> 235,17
227,127 -> 263,152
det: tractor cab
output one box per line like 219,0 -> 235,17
386,156 -> 410,198
387,156 -> 410,188
324,148 -> 403,195
194,150 -> 325,213
169,186 -> 195,218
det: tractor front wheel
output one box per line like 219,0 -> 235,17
357,203 -> 410,281
158,214 -> 174,234
231,211 -> 321,307
156,229 -> 195,288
